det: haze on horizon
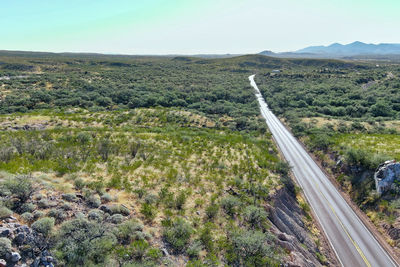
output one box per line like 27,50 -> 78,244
2,0 -> 399,55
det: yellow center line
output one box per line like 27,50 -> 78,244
311,179 -> 372,267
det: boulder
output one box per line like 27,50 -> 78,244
10,252 -> 21,262
0,228 -> 10,238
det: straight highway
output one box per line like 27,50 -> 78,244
249,74 -> 397,267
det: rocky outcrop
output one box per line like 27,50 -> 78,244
267,189 -> 333,267
0,220 -> 54,267
375,160 -> 400,194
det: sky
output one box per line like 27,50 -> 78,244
1,0 -> 400,54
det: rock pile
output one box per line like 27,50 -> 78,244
374,160 -> 400,194
0,220 -> 54,267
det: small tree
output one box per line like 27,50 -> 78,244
32,217 -> 55,237
221,196 -> 241,217
3,175 -> 34,204
163,218 -> 193,254
229,229 -> 275,266
244,205 -> 268,229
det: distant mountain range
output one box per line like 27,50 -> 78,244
260,41 -> 400,59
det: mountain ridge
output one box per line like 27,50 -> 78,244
296,41 -> 400,55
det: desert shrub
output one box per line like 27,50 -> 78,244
74,178 -> 86,190
86,195 -> 101,208
20,202 -> 35,213
244,205 -> 268,229
32,217 -> 55,237
109,204 -> 130,216
76,132 -> 92,145
309,133 -> 333,151
61,202 -> 72,211
199,223 -> 214,252
131,239 -> 149,260
87,178 -> 105,194
144,193 -> 158,205
37,199 -> 50,209
55,218 -> 117,265
0,206 -> 12,219
163,218 -> 193,254
110,214 -> 124,224
187,241 -> 203,259
141,203 -> 157,221
368,153 -> 391,170
101,193 -> 113,203
146,248 -> 163,262
0,238 -> 12,258
21,212 -> 34,222
98,138 -> 112,161
221,196 -> 241,217
61,193 -> 77,202
275,161 -> 291,176
205,203 -> 219,220
2,175 -> 34,204
175,191 -> 187,210
88,209 -> 104,222
33,210 -> 44,220
228,229 -> 275,266
47,208 -> 67,223
344,148 -> 390,170
115,219 -> 144,245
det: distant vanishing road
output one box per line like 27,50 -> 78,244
249,75 -> 397,267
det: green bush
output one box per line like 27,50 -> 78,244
110,214 -> 124,224
141,203 -> 157,221
0,238 -> 12,258
108,204 -> 130,216
47,208 -> 67,223
163,218 -> 193,254
221,196 -> 241,217
228,229 -> 275,266
86,194 -> 101,208
20,202 -> 35,213
131,239 -> 149,260
205,203 -> 219,220
32,217 -> 55,237
115,219 -> 144,245
74,178 -> 86,190
101,193 -> 113,203
61,193 -> 77,202
187,241 -> 203,259
3,175 -> 34,203
199,223 -> 214,252
175,191 -> 187,210
244,205 -> 268,229
146,247 -> 163,262
88,209 -> 104,222
144,193 -> 158,205
0,206 -> 12,219
33,210 -> 44,220
37,198 -> 50,209
21,212 -> 34,222
55,218 -> 117,265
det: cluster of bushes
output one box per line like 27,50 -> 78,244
0,54 -> 268,132
257,67 -> 400,121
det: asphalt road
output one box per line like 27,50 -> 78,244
249,75 -> 397,267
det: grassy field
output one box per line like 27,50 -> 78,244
331,133 -> 400,161
0,108 -> 290,266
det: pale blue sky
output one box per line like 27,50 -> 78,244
1,0 -> 399,54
